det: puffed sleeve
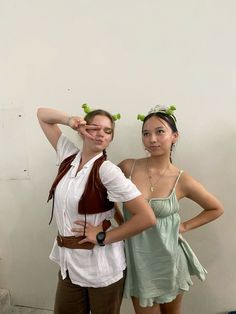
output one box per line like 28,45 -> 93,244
56,134 -> 79,165
99,160 -> 141,202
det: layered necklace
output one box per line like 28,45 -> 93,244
146,159 -> 170,192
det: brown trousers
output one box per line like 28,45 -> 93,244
54,271 -> 125,314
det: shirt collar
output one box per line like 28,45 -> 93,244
70,151 -> 104,170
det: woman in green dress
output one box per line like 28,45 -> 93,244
118,105 -> 224,314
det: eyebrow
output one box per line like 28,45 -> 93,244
89,123 -> 110,127
143,126 -> 165,132
88,123 -> 113,130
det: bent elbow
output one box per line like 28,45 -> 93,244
212,205 -> 224,220
37,107 -> 43,119
147,214 -> 157,228
218,205 -> 224,217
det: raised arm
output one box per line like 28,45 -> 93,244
37,107 -> 94,150
37,107 -> 69,149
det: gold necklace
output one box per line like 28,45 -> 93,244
146,160 -> 170,192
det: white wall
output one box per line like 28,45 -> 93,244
0,1 -> 235,313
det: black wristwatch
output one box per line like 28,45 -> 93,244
96,231 -> 106,246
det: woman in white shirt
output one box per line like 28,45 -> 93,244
37,106 -> 156,314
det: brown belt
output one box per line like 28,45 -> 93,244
57,219 -> 111,250
57,235 -> 95,250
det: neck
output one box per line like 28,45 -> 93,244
147,156 -> 171,170
146,157 -> 171,192
79,147 -> 104,170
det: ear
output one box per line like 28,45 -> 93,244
171,132 -> 179,144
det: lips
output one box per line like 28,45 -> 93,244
94,139 -> 104,145
149,145 -> 160,149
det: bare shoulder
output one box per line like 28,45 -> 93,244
118,157 -> 147,177
177,171 -> 224,216
179,171 -> 197,187
178,171 -> 209,198
117,159 -> 136,177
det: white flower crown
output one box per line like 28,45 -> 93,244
137,104 -> 176,122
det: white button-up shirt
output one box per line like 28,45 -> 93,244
49,134 -> 141,287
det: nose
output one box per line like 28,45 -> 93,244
96,128 -> 105,137
149,134 -> 157,143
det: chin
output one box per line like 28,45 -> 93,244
93,146 -> 105,152
150,151 -> 163,157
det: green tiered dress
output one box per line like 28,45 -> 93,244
123,170 -> 207,306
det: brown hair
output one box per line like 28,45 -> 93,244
84,109 -> 115,139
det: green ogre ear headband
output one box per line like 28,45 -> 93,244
82,103 -> 121,121
137,104 -> 176,122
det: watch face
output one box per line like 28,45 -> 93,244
97,232 -> 105,241
96,231 -> 106,246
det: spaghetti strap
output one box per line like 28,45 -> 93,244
173,170 -> 184,190
129,159 -> 137,179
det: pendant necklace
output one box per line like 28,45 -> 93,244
146,160 -> 170,192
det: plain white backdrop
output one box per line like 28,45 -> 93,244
0,1 -> 235,313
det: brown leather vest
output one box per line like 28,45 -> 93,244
47,152 -> 114,224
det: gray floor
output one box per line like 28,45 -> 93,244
5,306 -> 52,314
4,300 -> 135,314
